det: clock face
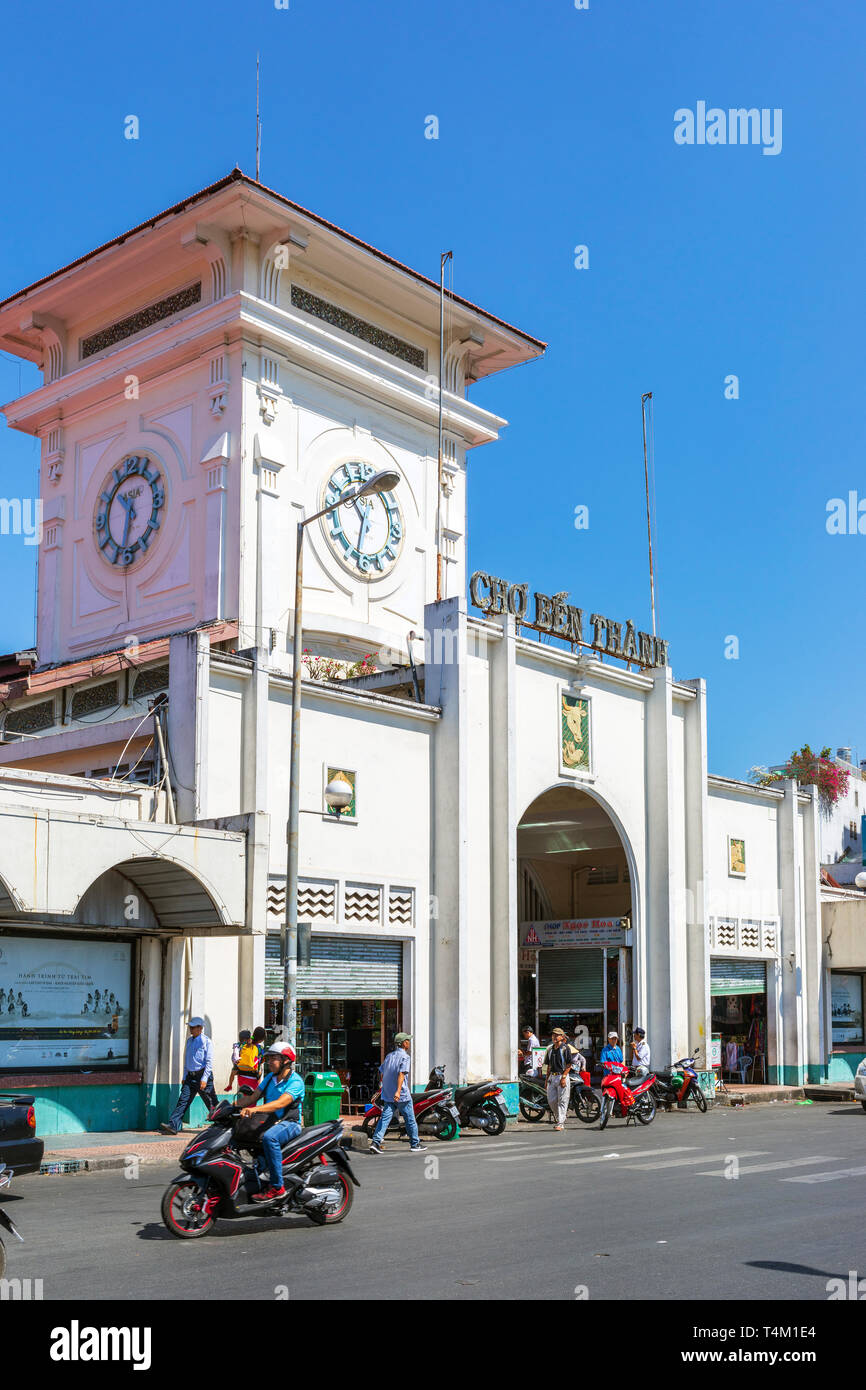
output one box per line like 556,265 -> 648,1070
321,462 -> 403,578
94,455 -> 165,568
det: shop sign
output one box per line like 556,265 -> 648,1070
469,571 -> 669,669
0,936 -> 132,1069
519,918 -> 628,949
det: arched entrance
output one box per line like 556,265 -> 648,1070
517,785 -> 636,1063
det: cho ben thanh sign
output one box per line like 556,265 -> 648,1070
469,572 -> 669,670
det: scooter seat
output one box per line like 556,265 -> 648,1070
279,1121 -> 340,1156
625,1077 -> 646,1090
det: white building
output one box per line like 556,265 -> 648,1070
0,170 -> 851,1131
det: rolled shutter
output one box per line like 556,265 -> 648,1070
266,933 -> 402,999
538,948 -> 604,1011
710,959 -> 767,996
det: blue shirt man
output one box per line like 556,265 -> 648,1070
260,1067 -> 305,1118
160,1016 -> 218,1136
600,1032 -> 624,1069
184,1028 -> 213,1081
370,1033 -> 427,1155
246,1045 -> 306,1201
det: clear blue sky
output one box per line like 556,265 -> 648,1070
0,0 -> 863,778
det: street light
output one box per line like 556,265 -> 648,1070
282,470 -> 401,1046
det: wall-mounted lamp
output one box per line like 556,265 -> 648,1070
325,771 -> 354,817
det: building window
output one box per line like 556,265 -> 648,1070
831,972 -> 865,1047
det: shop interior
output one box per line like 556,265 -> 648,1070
267,996 -> 400,1107
710,967 -> 767,1084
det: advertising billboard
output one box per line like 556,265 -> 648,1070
0,936 -> 132,1070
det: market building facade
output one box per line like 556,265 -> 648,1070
0,170 -> 853,1131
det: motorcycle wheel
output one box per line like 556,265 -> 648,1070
437,1113 -> 459,1141
161,1178 -> 217,1238
479,1102 -> 506,1137
519,1097 -> 547,1122
573,1091 -> 601,1124
305,1171 -> 353,1226
635,1094 -> 656,1125
598,1094 -> 613,1130
692,1084 -> 707,1113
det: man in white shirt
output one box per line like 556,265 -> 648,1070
520,1025 -> 541,1075
631,1026 -> 651,1076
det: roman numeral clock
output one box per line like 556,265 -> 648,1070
321,462 -> 402,577
94,455 -> 165,567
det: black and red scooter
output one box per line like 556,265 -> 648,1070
161,1102 -> 359,1239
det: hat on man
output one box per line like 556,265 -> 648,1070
607,1030 -> 619,1039
551,1026 -> 567,1038
188,1016 -> 205,1028
394,1032 -> 412,1044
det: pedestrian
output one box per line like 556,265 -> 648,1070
370,1032 -> 427,1154
519,1024 -> 541,1076
544,1026 -> 579,1131
227,1028 -> 263,1096
242,1044 -> 305,1203
159,1016 -> 218,1135
631,1026 -> 650,1076
600,1030 -> 624,1068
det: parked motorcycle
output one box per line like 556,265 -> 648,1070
519,1072 -> 601,1125
598,1063 -> 657,1129
161,1102 -> 359,1238
362,1077 -> 461,1141
652,1055 -> 708,1112
0,1164 -> 23,1278
427,1066 -> 509,1136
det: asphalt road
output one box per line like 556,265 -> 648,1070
5,1103 -> 866,1301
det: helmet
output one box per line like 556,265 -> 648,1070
264,1043 -> 295,1062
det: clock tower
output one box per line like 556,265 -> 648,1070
0,170 -> 544,670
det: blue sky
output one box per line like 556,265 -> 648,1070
0,0 -> 862,778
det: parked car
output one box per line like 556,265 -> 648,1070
855,1059 -> 866,1112
0,1093 -> 43,1175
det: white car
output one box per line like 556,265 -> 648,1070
855,1058 -> 866,1112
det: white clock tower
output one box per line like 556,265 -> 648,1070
0,169 -> 544,673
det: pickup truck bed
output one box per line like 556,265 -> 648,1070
0,1093 -> 44,1175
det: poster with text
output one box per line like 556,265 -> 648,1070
0,936 -> 131,1069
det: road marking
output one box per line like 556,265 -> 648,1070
781,1163 -> 866,1184
626,1150 -> 770,1172
549,1146 -> 699,1167
698,1155 -> 836,1177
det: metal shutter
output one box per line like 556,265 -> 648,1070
266,934 -> 402,999
538,948 -> 604,1011
710,959 -> 767,996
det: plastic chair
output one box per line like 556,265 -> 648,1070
750,1053 -> 766,1085
736,1052 -> 753,1084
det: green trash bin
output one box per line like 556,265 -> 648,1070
303,1071 -> 343,1126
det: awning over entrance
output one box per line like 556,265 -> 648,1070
266,934 -> 403,999
710,958 -> 767,996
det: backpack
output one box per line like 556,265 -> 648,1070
236,1040 -> 261,1074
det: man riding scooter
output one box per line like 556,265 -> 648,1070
600,1029 -> 635,1110
240,1044 -> 305,1203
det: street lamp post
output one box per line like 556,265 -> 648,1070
282,469 -> 401,1048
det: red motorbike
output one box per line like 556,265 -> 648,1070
361,1080 -> 461,1142
599,1062 -> 657,1129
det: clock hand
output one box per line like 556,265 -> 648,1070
119,495 -> 136,548
357,500 -> 372,554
